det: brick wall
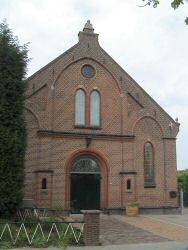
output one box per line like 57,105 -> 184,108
24,22 -> 179,211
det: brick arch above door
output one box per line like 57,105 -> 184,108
64,148 -> 109,209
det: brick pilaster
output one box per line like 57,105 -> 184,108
81,210 -> 101,246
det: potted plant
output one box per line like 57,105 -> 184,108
126,201 -> 140,216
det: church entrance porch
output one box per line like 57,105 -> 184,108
70,155 -> 101,211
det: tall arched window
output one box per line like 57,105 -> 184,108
75,89 -> 85,126
90,90 -> 100,127
144,142 -> 155,187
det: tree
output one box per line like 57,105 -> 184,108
0,20 -> 28,216
177,170 -> 188,206
140,0 -> 188,24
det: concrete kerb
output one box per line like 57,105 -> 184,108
12,241 -> 188,250
67,241 -> 188,250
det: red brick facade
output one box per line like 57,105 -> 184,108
24,21 -> 179,212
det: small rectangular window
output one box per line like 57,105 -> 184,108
41,178 -> 47,189
126,179 -> 132,192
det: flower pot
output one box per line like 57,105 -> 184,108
126,206 -> 139,216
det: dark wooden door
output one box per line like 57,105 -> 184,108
71,173 -> 100,210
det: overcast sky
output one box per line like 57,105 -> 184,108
1,0 -> 188,170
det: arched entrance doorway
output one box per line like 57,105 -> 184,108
70,155 -> 101,210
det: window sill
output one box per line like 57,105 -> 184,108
40,190 -> 48,194
74,125 -> 101,130
144,185 -> 156,188
74,125 -> 87,129
89,126 -> 101,130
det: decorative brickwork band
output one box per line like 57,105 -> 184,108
81,210 -> 101,246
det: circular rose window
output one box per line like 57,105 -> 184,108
82,65 -> 95,78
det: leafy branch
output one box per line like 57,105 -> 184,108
139,0 -> 188,24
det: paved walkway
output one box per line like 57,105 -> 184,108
70,212 -> 188,245
113,213 -> 188,241
100,215 -> 168,245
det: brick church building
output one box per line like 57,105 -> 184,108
24,21 -> 180,213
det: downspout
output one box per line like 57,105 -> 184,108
120,93 -> 124,208
49,68 -> 55,208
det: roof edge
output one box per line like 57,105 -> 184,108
26,43 -> 79,81
99,46 -> 178,124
